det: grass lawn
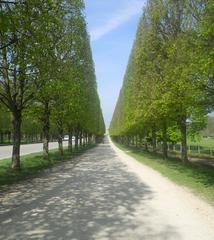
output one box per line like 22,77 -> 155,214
0,145 -> 95,186
113,141 -> 214,204
188,137 -> 214,149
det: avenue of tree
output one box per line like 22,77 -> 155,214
109,0 -> 214,162
0,0 -> 105,170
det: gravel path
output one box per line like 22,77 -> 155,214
0,137 -> 214,240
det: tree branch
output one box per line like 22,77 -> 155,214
0,37 -> 18,50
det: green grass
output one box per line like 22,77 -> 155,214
113,141 -> 214,204
188,137 -> 214,149
0,145 -> 95,186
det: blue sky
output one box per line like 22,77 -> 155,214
84,0 -> 145,127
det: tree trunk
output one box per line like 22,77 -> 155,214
135,136 -> 138,147
68,131 -> 73,152
83,132 -> 86,147
9,131 -> 11,143
40,133 -> 42,142
87,133 -> 90,144
42,101 -> 50,161
131,136 -> 134,146
162,122 -> 168,159
139,135 -> 143,148
0,132 -> 3,144
127,135 -> 130,146
75,130 -> 79,149
58,137 -> 63,156
57,123 -> 64,157
180,116 -> 188,163
152,127 -> 157,152
145,138 -> 148,151
79,131 -> 82,147
11,110 -> 22,170
85,133 -> 88,145
91,134 -> 96,144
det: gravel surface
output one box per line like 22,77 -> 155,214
0,137 -> 213,240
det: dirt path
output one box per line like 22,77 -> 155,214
0,138 -> 214,240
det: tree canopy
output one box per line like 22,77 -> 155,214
0,0 -> 105,169
109,0 -> 213,162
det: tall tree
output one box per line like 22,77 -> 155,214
0,1 -> 57,169
110,0 -> 209,163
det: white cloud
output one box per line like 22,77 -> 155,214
90,1 -> 144,41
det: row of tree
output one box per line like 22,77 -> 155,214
0,106 -> 62,144
109,0 -> 213,162
0,0 -> 105,170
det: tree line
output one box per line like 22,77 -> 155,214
0,0 -> 105,170
109,0 -> 213,162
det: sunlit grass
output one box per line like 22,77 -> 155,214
113,141 -> 214,204
0,145 -> 95,186
188,137 -> 214,149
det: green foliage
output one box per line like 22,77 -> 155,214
110,0 -> 212,160
0,105 -> 11,132
0,0 -> 105,166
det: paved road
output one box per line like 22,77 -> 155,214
0,141 -> 68,160
0,138 -> 214,240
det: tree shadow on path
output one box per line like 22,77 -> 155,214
0,139 -> 181,240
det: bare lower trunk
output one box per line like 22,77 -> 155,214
130,136 -> 133,146
152,127 -> 157,152
135,136 -> 138,147
0,132 -> 3,144
68,131 -> 73,152
11,110 -> 22,170
90,134 -> 94,144
58,138 -> 63,156
85,133 -> 88,145
75,130 -> 79,149
83,132 -> 86,147
43,136 -> 49,160
79,131 -> 82,147
139,136 -> 143,148
162,122 -> 168,159
181,116 -> 188,163
88,133 -> 90,144
145,138 -> 148,151
127,136 -> 130,146
57,121 -> 64,156
8,132 -> 11,143
92,134 -> 96,144
42,102 -> 50,161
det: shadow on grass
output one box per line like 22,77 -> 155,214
114,141 -> 214,203
0,145 -> 96,186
